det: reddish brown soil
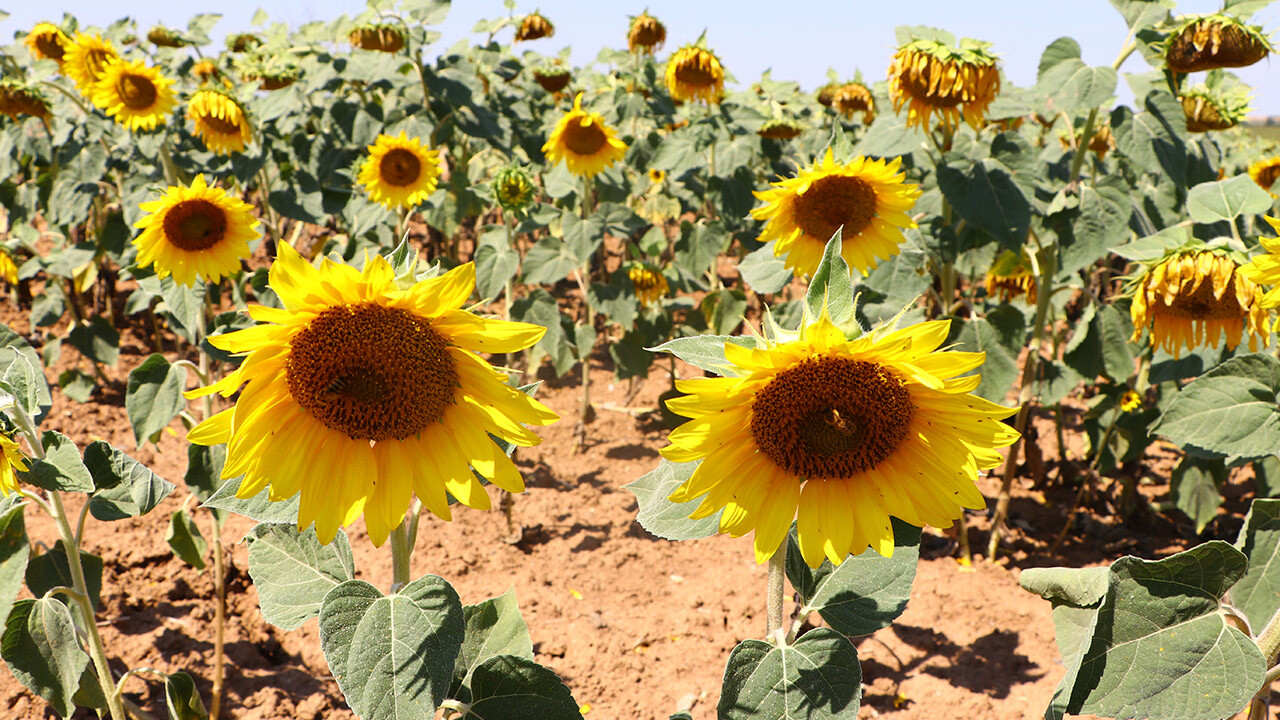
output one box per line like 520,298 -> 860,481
0,268 -> 1252,720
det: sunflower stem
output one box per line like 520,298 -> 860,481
1068,107 -> 1099,186
389,519 -> 413,592
766,537 -> 788,641
209,519 -> 226,720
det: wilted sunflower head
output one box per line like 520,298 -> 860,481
0,81 -> 52,121
1130,248 -> 1269,358
628,263 -> 669,306
1181,84 -> 1251,133
147,25 -> 188,48
1250,157 -> 1280,196
133,174 -> 260,287
1165,13 -> 1272,74
888,36 -> 1000,133
515,12 -> 555,42
666,44 -> 726,104
350,23 -> 406,53
358,132 -> 442,210
90,58 -> 176,132
533,66 -> 572,93
226,33 -> 262,53
542,91 -> 628,178
188,89 -> 253,155
1059,123 -> 1116,161
63,33 -> 120,93
24,22 -> 71,64
983,249 -> 1037,304
493,165 -> 536,213
832,82 -> 876,124
816,82 -> 839,107
751,148 -> 921,278
758,117 -> 804,140
628,12 -> 666,53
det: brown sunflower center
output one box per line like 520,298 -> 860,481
380,148 -> 422,187
287,304 -> 458,442
1259,164 -> 1280,191
1161,277 -> 1244,321
898,55 -> 965,107
86,49 -> 114,80
200,108 -> 243,136
792,174 -> 878,243
562,119 -> 608,156
116,73 -> 158,110
631,24 -> 664,48
162,199 -> 227,251
675,59 -> 717,88
750,356 -> 913,479
35,35 -> 65,61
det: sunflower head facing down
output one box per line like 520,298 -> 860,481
90,58 -> 176,131
358,133 -> 442,210
227,33 -> 262,53
350,23 -> 406,53
984,249 -> 1037,304
1131,247 -> 1269,358
662,310 -> 1018,566
515,12 -> 555,42
63,33 -> 120,93
629,263 -> 669,306
0,81 -> 52,121
888,36 -> 1001,133
1251,157 -> 1280,196
628,12 -> 667,53
542,92 -> 628,178
666,45 -> 726,104
533,66 -> 572,94
133,174 -> 260,287
1181,84 -> 1251,133
147,25 -> 188,48
1165,13 -> 1271,75
757,117 -> 804,140
832,82 -> 876,124
751,148 -> 921,279
25,23 -> 71,64
188,89 -> 253,155
0,432 -> 30,497
186,245 -> 559,545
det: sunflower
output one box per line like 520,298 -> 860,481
1251,157 -> 1280,196
533,66 -> 572,93
888,36 -> 1000,133
90,59 -> 175,131
515,12 -> 555,42
627,12 -> 666,53
984,249 -> 1037,304
1181,85 -> 1250,133
1238,217 -> 1280,307
226,33 -> 261,53
832,83 -> 876,124
147,25 -> 187,48
1061,123 -> 1116,161
1165,14 -> 1271,75
1120,390 -> 1143,413
816,83 -> 839,108
133,174 -> 259,287
493,165 -> 535,213
542,92 -> 628,178
758,118 -> 803,140
350,23 -> 406,53
0,433 -> 30,497
0,81 -> 52,120
665,45 -> 725,104
0,250 -> 19,286
186,245 -> 558,545
1131,249 -> 1269,358
62,33 -> 120,93
192,60 -> 220,82
188,89 -> 253,155
648,168 -> 666,184
662,312 -> 1018,565
751,148 -> 921,278
357,133 -> 442,210
24,23 -> 71,64
629,263 -> 668,306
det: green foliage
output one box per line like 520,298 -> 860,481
1156,354 -> 1280,463
719,629 -> 862,720
625,458 -> 722,541
1,598 -> 89,718
125,354 -> 188,449
84,441 -> 175,521
166,508 -> 208,571
246,523 -> 356,630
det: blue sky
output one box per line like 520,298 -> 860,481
3,0 -> 1277,114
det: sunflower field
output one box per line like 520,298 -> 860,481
1,0 -> 1280,718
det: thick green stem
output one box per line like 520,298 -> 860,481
389,520 -> 412,591
766,539 -> 788,641
1068,108 -> 1099,185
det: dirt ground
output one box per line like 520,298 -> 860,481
0,272 -> 1258,720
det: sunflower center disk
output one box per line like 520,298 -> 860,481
1164,279 -> 1239,320
750,356 -> 914,479
900,59 -> 965,107
793,175 -> 878,243
117,74 -> 158,110
87,49 -> 113,79
201,110 -> 242,136
36,37 -> 65,60
379,149 -> 422,187
563,120 -> 607,155
163,199 -> 228,251
287,304 -> 458,442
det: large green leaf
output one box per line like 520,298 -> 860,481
246,523 -> 354,630
167,508 -> 208,571
0,502 -> 30,630
454,655 -> 579,720
319,576 -> 465,718
1114,91 -> 1187,185
473,227 -> 520,302
1186,175 -> 1273,225
936,158 -> 1031,249
125,354 -> 188,449
738,243 -> 792,295
25,540 -> 103,611
511,289 -> 576,376
67,316 -> 120,367
203,475 -> 301,525
0,598 -> 89,718
624,458 -> 722,541
1230,498 -> 1280,632
950,309 -> 1025,403
0,325 -> 52,424
648,335 -> 757,378
84,441 -> 174,521
1155,354 -> 1280,462
1035,37 -> 1117,113
718,629 -> 862,720
1169,456 -> 1225,534
455,588 -> 534,684
20,431 -> 94,493
805,232 -> 854,326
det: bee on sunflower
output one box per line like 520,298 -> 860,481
514,12 -> 555,42
888,34 -> 1000,134
133,174 -> 260,287
0,81 -> 52,121
627,11 -> 666,53
357,133 -> 443,210
186,244 -> 559,545
983,249 -> 1037,304
62,33 -> 120,93
542,92 -> 628,178
751,148 -> 921,278
90,58 -> 176,131
24,22 -> 71,65
187,89 -> 253,155
1164,13 -> 1271,75
1250,157 -> 1280,196
665,44 -> 726,104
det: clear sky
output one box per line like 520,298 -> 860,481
3,0 -> 1277,114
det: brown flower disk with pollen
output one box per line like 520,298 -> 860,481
750,356 -> 913,478
162,200 -> 227,251
793,176 -> 877,242
287,304 -> 458,442
379,149 -> 422,186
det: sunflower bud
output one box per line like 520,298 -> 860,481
147,25 -> 188,48
533,66 -> 572,94
1180,85 -> 1250,133
349,23 -> 406,53
627,12 -> 666,53
0,81 -> 51,120
493,166 -> 536,213
888,36 -> 1000,133
515,12 -> 554,42
757,117 -> 804,140
1165,14 -> 1271,74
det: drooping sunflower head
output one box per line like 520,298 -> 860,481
533,66 -> 572,93
226,33 -> 262,53
542,92 -> 628,178
185,244 -> 559,546
1250,157 -> 1280,196
188,89 -> 253,155
751,148 -> 921,278
191,60 -> 220,82
0,81 -> 52,121
758,117 -> 804,140
628,263 -> 669,306
62,33 -> 120,93
0,432 -> 30,497
350,23 -> 406,53
662,311 -> 1018,566
832,83 -> 876,124
888,36 -> 1001,133
1165,13 -> 1272,75
1130,248 -> 1269,358
24,22 -> 71,64
515,12 -> 555,42
1181,83 -> 1251,133
493,165 -> 536,213
816,82 -> 839,108
133,174 -> 260,287
238,53 -> 300,90
665,45 -> 726,104
627,12 -> 666,53
983,249 -> 1037,304
90,58 -> 176,132
357,132 -> 442,210
146,25 -> 188,48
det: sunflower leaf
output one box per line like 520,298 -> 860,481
454,588 -> 534,685
203,475 -> 302,525
20,431 -> 94,494
246,523 -> 355,631
738,242 -> 792,295
718,628 -> 862,720
1155,353 -> 1280,462
805,230 -> 855,327
1169,456 -> 1226,534
125,354 -> 188,450
24,540 -> 103,611
84,441 -> 175,521
0,502 -> 30,631
648,335 -> 757,378
624,458 -> 723,541
0,598 -> 89,718
1186,175 -> 1273,225
164,671 -> 209,720
451,655 -> 580,720
1229,498 -> 1280,632
167,508 -> 208,571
